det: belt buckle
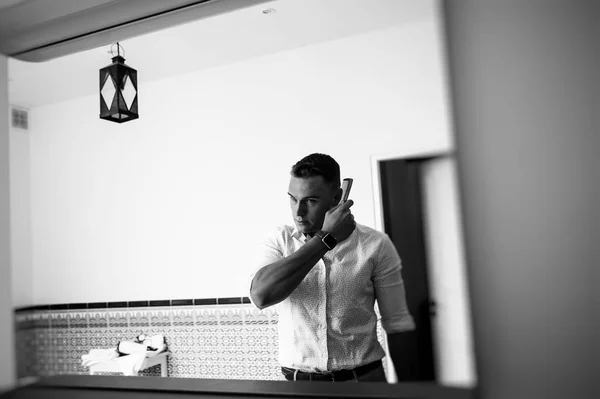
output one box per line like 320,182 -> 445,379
313,370 -> 335,382
322,370 -> 336,382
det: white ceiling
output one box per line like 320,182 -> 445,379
8,0 -> 434,108
0,0 -> 26,9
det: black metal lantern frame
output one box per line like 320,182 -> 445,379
100,43 -> 138,123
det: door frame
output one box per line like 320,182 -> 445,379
369,148 -> 452,383
371,149 -> 453,232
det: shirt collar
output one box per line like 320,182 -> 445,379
291,226 -> 310,242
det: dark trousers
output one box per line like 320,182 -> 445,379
281,360 -> 387,382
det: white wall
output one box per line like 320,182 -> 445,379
26,19 -> 452,304
9,120 -> 32,308
0,53 -> 16,391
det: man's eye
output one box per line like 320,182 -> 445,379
307,199 -> 317,204
289,197 -> 297,203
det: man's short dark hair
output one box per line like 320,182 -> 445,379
291,153 -> 341,188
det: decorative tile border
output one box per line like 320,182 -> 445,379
14,297 -> 251,313
14,299 -> 389,381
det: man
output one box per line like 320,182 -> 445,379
249,153 -> 415,382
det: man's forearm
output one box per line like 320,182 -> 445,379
250,237 -> 328,309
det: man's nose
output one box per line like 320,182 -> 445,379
295,202 -> 307,217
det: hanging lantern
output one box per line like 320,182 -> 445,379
99,43 -> 138,123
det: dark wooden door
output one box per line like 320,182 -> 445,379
379,158 -> 436,381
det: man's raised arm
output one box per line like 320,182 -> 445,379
250,200 -> 355,309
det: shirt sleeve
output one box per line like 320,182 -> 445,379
373,234 -> 416,334
247,230 -> 285,308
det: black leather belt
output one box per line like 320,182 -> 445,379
282,360 -> 382,382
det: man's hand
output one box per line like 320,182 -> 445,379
321,200 -> 356,242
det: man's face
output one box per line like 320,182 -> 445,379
288,176 -> 340,235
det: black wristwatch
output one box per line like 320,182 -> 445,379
314,230 -> 337,250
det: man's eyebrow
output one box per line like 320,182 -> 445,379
287,193 -> 321,200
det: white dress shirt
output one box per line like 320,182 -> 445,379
249,223 -> 415,372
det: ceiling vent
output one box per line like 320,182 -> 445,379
11,108 -> 29,130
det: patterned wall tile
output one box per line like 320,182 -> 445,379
88,327 -> 110,348
69,313 -> 87,329
129,311 -> 150,330
32,315 -> 49,376
51,313 -> 69,329
15,303 -> 390,381
34,313 -> 51,329
108,311 -> 128,328
172,309 -> 194,327
149,309 -> 172,328
15,330 -> 32,377
88,312 -> 108,329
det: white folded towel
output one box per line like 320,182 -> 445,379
118,334 -> 167,357
81,348 -> 119,367
82,334 -> 168,376
117,340 -> 147,355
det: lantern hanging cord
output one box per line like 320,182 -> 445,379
110,43 -> 125,59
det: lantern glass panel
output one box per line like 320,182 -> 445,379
121,75 -> 137,110
100,73 -> 116,110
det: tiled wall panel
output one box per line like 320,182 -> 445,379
15,304 -> 388,381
